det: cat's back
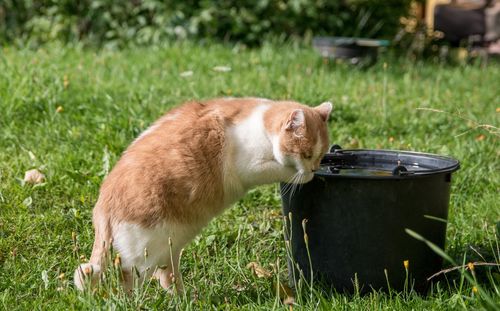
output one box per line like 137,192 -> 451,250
132,97 -> 267,146
97,98 -> 270,224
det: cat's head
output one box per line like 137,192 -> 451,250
271,101 -> 332,184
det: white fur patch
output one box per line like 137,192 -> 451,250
112,221 -> 198,276
223,104 -> 300,193
225,105 -> 272,188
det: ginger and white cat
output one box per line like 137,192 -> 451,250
74,97 -> 332,292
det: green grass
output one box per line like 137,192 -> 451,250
0,42 -> 499,310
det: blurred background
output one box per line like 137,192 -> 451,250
1,0 -> 499,59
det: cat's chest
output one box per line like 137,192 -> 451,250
222,133 -> 271,201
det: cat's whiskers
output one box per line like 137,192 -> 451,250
280,178 -> 294,197
286,171 -> 306,202
280,179 -> 292,198
295,173 -> 305,197
280,171 -> 300,197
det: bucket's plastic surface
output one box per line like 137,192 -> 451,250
281,147 -> 459,293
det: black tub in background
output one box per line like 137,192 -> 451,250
281,147 -> 460,294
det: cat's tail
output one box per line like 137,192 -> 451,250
74,204 -> 112,291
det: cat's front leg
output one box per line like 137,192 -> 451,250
252,159 -> 300,185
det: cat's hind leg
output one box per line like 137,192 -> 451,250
74,206 -> 111,291
113,221 -> 196,293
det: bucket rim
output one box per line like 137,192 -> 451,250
317,148 -> 460,179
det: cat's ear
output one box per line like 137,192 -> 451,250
285,109 -> 305,131
315,101 -> 333,122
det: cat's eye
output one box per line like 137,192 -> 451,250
304,154 -> 313,160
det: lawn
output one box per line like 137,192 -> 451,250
0,42 -> 499,310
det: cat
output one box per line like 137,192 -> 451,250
74,97 -> 332,292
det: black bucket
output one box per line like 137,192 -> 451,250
281,146 -> 460,294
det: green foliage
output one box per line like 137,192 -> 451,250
0,0 -> 412,46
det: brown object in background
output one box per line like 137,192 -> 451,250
485,1 -> 500,41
